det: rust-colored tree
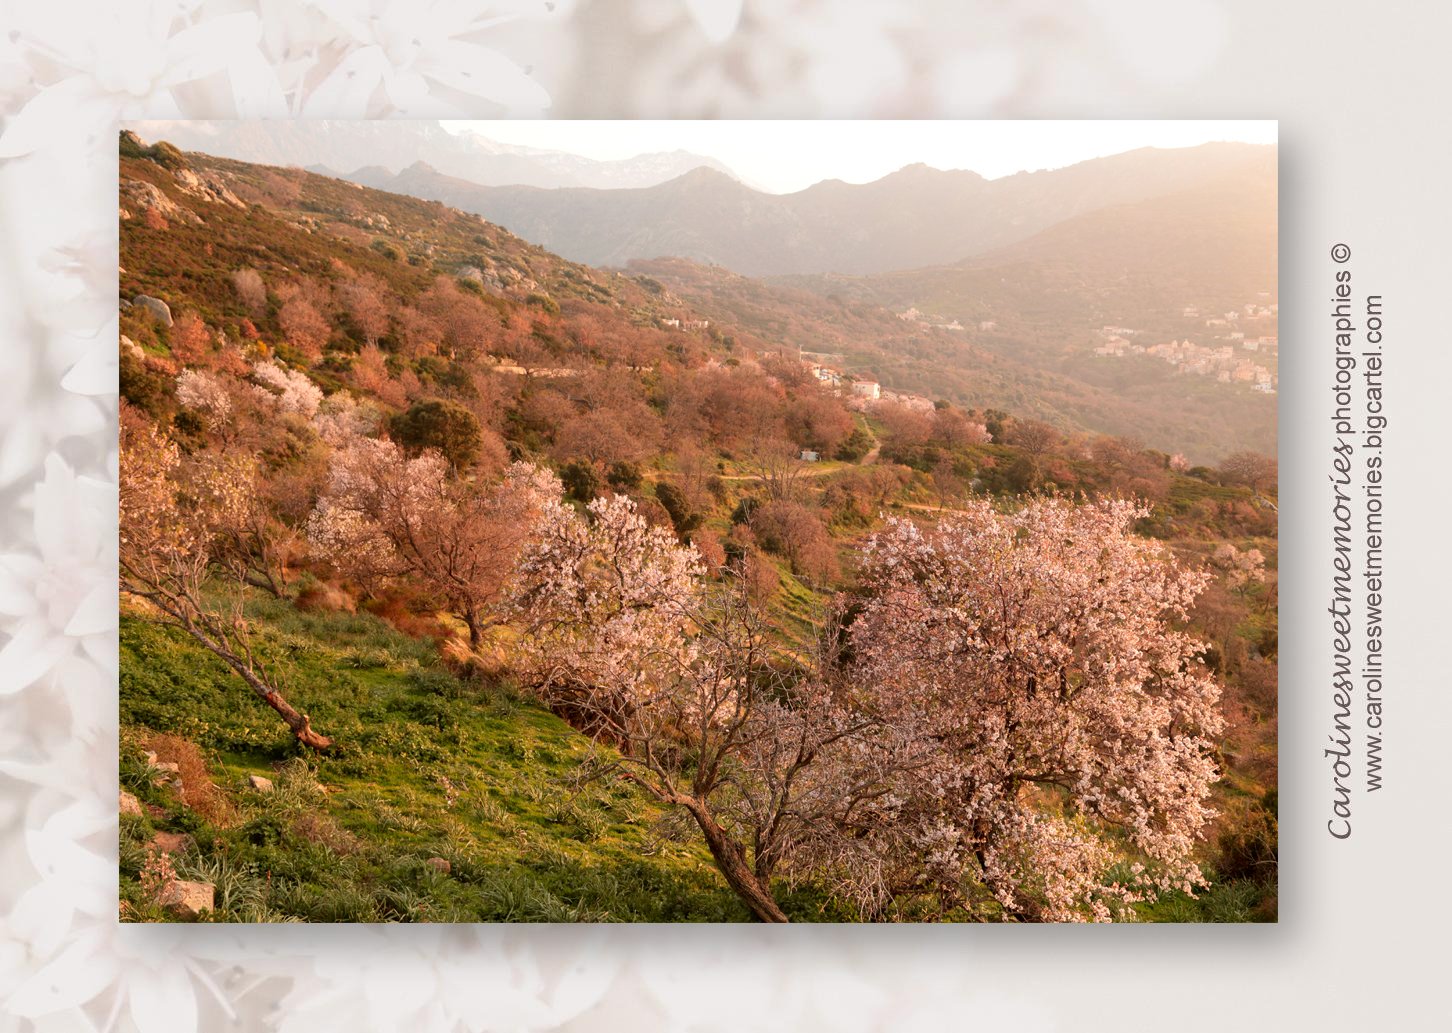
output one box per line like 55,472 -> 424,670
336,272 -> 391,347
276,282 -> 332,363
308,440 -> 558,646
118,406 -> 332,750
169,311 -> 213,366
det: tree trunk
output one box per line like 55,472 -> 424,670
683,800 -> 788,923
181,622 -> 333,751
257,685 -> 334,752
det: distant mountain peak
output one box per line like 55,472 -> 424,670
883,162 -> 983,182
668,165 -> 741,186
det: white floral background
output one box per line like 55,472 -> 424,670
4,1 -> 1436,1031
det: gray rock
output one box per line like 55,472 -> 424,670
172,167 -> 246,209
247,774 -> 274,793
119,790 -> 143,817
158,879 -> 214,918
131,295 -> 173,327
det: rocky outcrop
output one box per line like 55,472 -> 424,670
173,167 -> 246,210
119,178 -> 201,225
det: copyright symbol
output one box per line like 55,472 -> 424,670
1331,243 -> 1351,263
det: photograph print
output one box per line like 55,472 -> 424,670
116,119 -> 1278,924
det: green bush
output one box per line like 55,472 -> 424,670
560,460 -> 601,503
606,461 -> 642,490
389,399 -> 484,472
371,239 -> 404,262
655,482 -> 701,536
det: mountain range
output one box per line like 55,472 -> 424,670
344,142 -> 1276,278
125,120 -> 741,191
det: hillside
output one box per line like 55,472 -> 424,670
117,132 -> 1277,924
346,142 -> 1275,276
633,239 -> 1276,463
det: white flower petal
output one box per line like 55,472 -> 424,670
5,927 -> 114,1017
0,77 -> 106,159
685,0 -> 744,44
60,343 -> 118,397
63,584 -> 115,638
301,45 -> 389,117
225,48 -> 290,118
128,966 -> 198,1033
158,13 -> 265,89
416,42 -> 550,110
0,422 -> 43,488
0,554 -> 43,616
0,620 -> 71,695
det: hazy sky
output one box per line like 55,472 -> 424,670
444,120 -> 1277,193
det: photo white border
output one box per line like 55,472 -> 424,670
2,1 -> 1444,1030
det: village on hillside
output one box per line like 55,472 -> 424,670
1092,297 -> 1279,394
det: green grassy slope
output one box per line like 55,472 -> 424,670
120,596 -> 757,922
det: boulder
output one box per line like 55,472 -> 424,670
131,295 -> 173,327
424,857 -> 452,875
158,880 -> 214,918
247,774 -> 274,793
150,831 -> 196,855
153,760 -> 180,774
119,790 -> 143,817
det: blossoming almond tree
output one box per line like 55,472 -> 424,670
511,494 -> 923,922
118,406 -> 331,750
851,497 -> 1224,921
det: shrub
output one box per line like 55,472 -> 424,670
559,460 -> 601,503
606,461 -> 642,490
120,349 -> 172,416
525,293 -> 560,315
389,399 -> 484,472
371,239 -> 404,262
835,425 -> 873,462
655,481 -> 701,537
